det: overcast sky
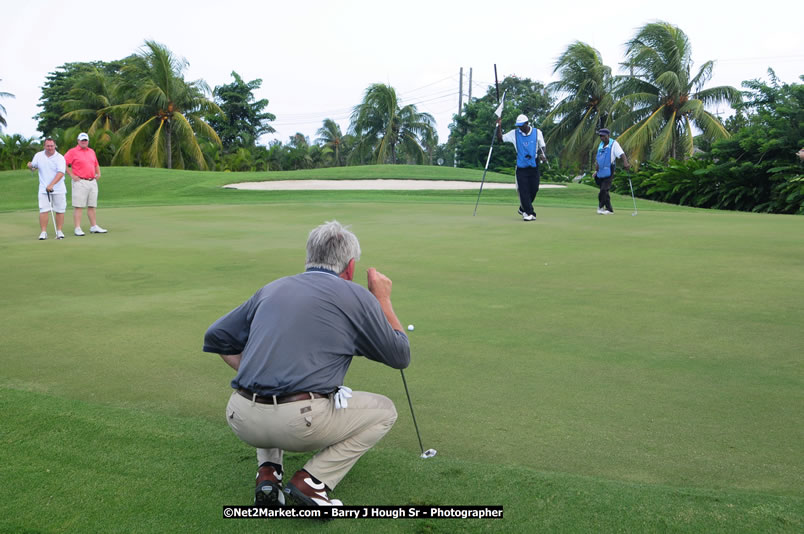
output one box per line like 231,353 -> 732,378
2,0 -> 802,147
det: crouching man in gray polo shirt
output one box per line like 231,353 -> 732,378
203,220 -> 410,507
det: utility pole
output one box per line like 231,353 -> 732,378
455,67 -> 463,167
458,67 -> 463,116
468,68 -> 472,101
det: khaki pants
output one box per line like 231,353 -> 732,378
71,179 -> 98,208
226,390 -> 397,489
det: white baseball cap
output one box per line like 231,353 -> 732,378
515,114 -> 529,126
77,132 -> 89,141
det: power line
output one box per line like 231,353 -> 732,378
265,71 -> 491,142
716,54 -> 804,63
270,80 -> 459,128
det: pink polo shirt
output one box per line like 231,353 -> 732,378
64,145 -> 99,179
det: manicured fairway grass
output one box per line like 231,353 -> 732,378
1,167 -> 802,533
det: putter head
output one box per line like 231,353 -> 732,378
420,448 -> 437,459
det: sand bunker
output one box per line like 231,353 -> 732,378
223,179 -> 567,191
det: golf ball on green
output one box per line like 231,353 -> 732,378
407,324 -> 414,331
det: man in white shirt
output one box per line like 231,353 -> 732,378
497,114 -> 546,221
27,138 -> 67,239
594,128 -> 630,215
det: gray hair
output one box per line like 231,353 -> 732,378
305,220 -> 361,274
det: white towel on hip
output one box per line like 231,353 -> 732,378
334,386 -> 353,409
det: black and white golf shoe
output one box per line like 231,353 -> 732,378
255,465 -> 285,506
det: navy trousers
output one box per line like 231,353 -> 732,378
516,166 -> 540,216
595,175 -> 614,212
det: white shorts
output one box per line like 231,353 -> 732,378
72,179 -> 98,208
39,192 -> 67,213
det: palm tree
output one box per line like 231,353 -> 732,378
420,128 -> 438,166
316,118 -> 344,166
615,22 -> 741,163
0,133 -> 37,170
0,79 -> 14,131
60,69 -> 124,164
545,42 -> 616,168
109,41 -> 222,169
61,68 -> 121,135
350,83 -> 435,164
284,133 -> 313,170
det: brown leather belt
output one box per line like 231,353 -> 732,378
237,388 -> 328,405
77,177 -> 95,180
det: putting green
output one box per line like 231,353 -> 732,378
1,170 -> 802,532
2,200 -> 802,490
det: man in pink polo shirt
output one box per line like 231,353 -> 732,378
65,132 -> 107,236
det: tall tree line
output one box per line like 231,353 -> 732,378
3,22 -> 796,187
34,41 -> 222,170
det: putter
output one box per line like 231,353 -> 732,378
400,369 -> 437,459
46,191 -> 62,238
628,178 -> 638,216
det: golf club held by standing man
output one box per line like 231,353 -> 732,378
28,138 -> 67,240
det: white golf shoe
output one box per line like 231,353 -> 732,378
522,213 -> 536,221
38,231 -> 47,240
74,227 -> 85,236
56,230 -> 65,239
90,225 -> 107,233
601,209 -> 614,215
597,207 -> 605,214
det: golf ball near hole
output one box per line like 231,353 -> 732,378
407,324 -> 414,331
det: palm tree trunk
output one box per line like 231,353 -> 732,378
166,120 -> 172,169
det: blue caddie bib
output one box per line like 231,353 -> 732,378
515,129 -> 539,168
596,141 -> 614,178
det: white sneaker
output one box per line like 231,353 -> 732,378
75,227 -> 85,236
523,213 -> 536,221
38,231 -> 47,240
56,230 -> 65,239
90,225 -> 107,234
